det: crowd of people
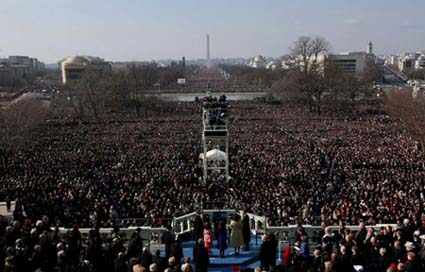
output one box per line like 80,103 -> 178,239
0,213 -> 205,272
165,68 -> 267,94
273,218 -> 425,271
1,97 -> 425,271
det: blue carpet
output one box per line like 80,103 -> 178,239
179,235 -> 264,271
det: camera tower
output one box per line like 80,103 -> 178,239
201,96 -> 229,184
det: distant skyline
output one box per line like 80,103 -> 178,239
0,0 -> 424,63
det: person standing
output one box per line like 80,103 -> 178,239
260,233 -> 278,271
127,230 -> 143,259
113,252 -> 127,272
193,209 -> 204,242
171,236 -> 184,266
161,225 -> 175,259
216,220 -> 227,258
230,214 -> 243,255
5,195 -> 11,213
203,223 -> 213,254
181,257 -> 195,272
242,210 -> 251,251
193,239 -> 209,272
300,234 -> 311,270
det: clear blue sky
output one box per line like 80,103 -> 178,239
0,0 -> 424,63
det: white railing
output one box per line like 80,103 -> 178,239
173,211 -> 197,235
246,212 -> 267,235
1,202 -> 398,248
270,224 -> 398,259
267,224 -> 397,244
56,226 -> 168,245
173,209 -> 236,235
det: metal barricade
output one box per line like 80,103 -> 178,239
1,202 -> 399,250
57,226 -> 168,245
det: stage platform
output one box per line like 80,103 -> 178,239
179,235 -> 267,271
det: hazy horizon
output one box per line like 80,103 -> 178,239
1,0 -> 424,63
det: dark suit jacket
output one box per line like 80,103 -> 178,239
193,244 -> 209,272
242,214 -> 251,244
194,215 -> 204,241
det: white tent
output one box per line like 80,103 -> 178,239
205,149 -> 227,160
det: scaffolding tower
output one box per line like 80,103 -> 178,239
202,95 -> 229,184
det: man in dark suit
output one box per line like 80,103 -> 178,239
193,238 -> 209,272
350,245 -> 364,268
161,225 -> 175,259
242,210 -> 251,251
152,250 -> 166,272
356,222 -> 367,251
127,229 -> 143,259
194,209 -> 204,241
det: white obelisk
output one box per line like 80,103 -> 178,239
206,34 -> 212,68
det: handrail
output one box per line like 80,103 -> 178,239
56,226 -> 169,245
173,209 -> 236,235
1,203 -> 401,247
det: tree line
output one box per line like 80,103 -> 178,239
0,98 -> 49,170
270,36 -> 382,115
56,64 -> 195,120
385,89 -> 425,148
218,64 -> 286,88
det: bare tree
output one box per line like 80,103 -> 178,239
361,64 -> 383,86
108,70 -> 131,114
337,64 -> 383,111
0,99 -> 49,169
271,70 -> 304,102
309,70 -> 329,115
68,71 -> 109,120
127,64 -> 146,114
289,36 -> 330,74
286,36 -> 331,114
59,63 -> 192,117
385,89 -> 425,147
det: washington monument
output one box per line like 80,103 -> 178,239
206,33 -> 212,68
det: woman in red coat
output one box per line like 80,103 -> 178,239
203,223 -> 213,253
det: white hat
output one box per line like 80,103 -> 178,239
405,241 -> 415,249
294,246 -> 301,251
353,265 -> 364,272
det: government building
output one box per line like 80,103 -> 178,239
61,56 -> 111,85
0,56 -> 45,86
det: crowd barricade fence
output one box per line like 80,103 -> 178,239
56,226 -> 169,246
173,209 -> 236,236
0,203 -> 397,250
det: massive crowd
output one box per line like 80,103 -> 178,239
229,101 -> 425,227
258,219 -> 425,272
160,68 -> 268,94
1,98 -> 425,271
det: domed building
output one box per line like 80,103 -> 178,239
61,56 -> 111,85
248,55 -> 267,68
